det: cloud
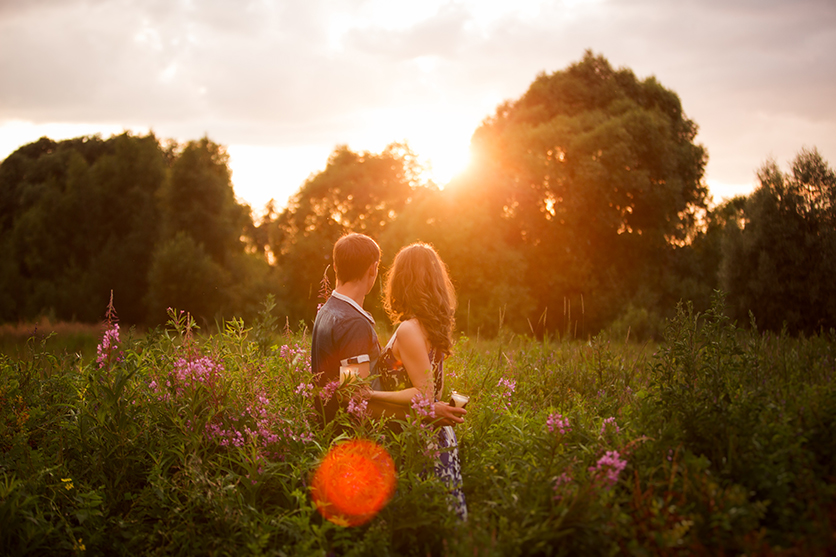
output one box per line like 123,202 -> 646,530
0,0 -> 834,204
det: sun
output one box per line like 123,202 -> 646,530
353,104 -> 479,188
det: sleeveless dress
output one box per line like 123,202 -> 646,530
380,332 -> 468,521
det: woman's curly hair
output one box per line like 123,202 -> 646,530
383,243 -> 457,356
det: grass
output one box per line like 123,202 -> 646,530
1,295 -> 835,556
0,319 -> 106,361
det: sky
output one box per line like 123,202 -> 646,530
1,0 -> 834,216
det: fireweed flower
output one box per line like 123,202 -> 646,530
96,323 -> 120,368
410,392 -> 436,419
601,417 -> 620,435
547,412 -> 572,436
589,450 -> 628,488
280,343 -> 311,372
295,382 -> 315,397
319,380 -> 339,403
347,395 -> 370,420
496,377 -> 516,412
168,356 -> 223,398
552,471 -> 573,500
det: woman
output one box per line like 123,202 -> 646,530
369,243 -> 468,520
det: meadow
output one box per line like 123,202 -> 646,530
1,294 -> 835,556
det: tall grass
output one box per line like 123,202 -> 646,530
1,294 -> 834,555
0,319 -> 106,361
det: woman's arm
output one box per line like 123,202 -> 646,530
369,320 -> 433,406
368,321 -> 467,425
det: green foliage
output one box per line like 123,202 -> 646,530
1,295 -> 835,554
259,143 -> 425,324
0,133 -> 270,327
146,231 -> 230,325
645,292 -> 836,549
721,147 -> 836,333
464,50 -> 709,334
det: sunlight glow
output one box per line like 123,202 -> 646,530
348,104 -> 482,187
707,179 -> 755,203
227,144 -> 331,214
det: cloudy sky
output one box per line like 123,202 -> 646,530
1,0 -> 834,214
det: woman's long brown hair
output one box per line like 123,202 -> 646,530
383,243 -> 457,356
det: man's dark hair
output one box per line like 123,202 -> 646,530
333,233 -> 381,283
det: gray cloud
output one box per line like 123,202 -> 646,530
1,0 -> 834,199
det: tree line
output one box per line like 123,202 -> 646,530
1,52 -> 833,337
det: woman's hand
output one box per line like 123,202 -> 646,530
432,401 -> 466,426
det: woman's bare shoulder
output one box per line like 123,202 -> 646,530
394,319 -> 430,352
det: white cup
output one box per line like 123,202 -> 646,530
450,391 -> 470,408
339,365 -> 359,385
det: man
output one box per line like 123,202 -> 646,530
310,233 -> 465,427
311,233 -> 383,424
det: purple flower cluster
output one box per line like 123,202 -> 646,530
204,387 -> 314,455
601,416 -> 620,435
589,450 -> 628,488
319,380 -> 339,403
552,471 -> 573,500
347,395 -> 369,420
280,343 -> 311,373
96,323 -> 121,368
496,377 -> 516,412
148,349 -> 314,459
294,382 -> 314,398
148,356 -> 223,403
547,412 -> 572,436
411,393 -> 436,419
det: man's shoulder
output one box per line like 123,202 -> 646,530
320,296 -> 373,324
318,296 -> 357,322
314,297 -> 376,343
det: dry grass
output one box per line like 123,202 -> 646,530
0,318 -> 106,359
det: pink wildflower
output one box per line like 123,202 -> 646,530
588,450 -> 628,488
411,393 -> 436,419
319,380 -> 339,403
347,395 -> 370,420
552,471 -> 573,500
547,412 -> 571,436
496,377 -> 516,412
96,323 -> 120,368
601,417 -> 620,435
295,382 -> 314,397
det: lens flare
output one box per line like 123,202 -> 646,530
311,439 -> 396,527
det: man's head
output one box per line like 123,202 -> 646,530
333,233 -> 381,285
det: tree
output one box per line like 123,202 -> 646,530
378,167 -> 536,337
145,232 -> 230,325
466,51 -> 708,334
0,133 -> 166,323
662,196 -> 747,317
159,137 -> 249,264
261,143 -> 423,324
721,147 -> 836,333
0,133 -> 267,325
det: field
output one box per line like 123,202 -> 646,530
1,295 -> 835,556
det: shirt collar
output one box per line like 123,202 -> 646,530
331,290 -> 375,325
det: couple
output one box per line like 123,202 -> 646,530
310,233 -> 468,520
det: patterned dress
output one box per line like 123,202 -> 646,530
379,331 -> 468,521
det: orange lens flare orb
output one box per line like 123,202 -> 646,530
311,439 -> 397,527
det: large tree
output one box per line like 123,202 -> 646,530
0,133 -> 165,323
148,137 -> 268,324
261,143 -> 423,324
721,147 -> 836,333
465,51 -> 708,333
0,133 -> 269,326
